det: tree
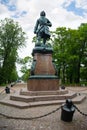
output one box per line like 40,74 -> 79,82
65,28 -> 81,83
78,23 -> 87,82
0,18 -> 26,84
52,24 -> 87,84
52,27 -> 69,83
19,56 -> 32,81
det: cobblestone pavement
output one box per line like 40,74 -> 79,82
0,85 -> 87,130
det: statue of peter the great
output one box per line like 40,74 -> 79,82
34,11 -> 52,45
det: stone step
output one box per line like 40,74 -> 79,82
0,95 -> 86,108
0,98 -> 29,108
20,89 -> 68,96
10,91 -> 77,102
72,94 -> 86,104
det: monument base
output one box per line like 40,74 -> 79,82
0,87 -> 86,108
27,75 -> 59,91
20,89 -> 68,96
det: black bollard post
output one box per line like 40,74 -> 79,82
61,86 -> 65,89
5,86 -> 10,94
61,99 -> 75,122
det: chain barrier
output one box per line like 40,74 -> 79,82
0,105 -> 62,120
0,102 -> 87,120
74,105 -> 87,117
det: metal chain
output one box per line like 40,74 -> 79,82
1,102 -> 87,120
74,105 -> 87,117
0,105 -> 61,120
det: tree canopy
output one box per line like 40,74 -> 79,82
18,56 -> 32,81
52,23 -> 87,85
0,18 -> 26,85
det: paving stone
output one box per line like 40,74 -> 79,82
0,85 -> 87,130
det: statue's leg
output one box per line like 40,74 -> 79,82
37,35 -> 41,44
43,38 -> 46,45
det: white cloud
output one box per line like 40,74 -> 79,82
0,4 -> 10,19
75,0 -> 87,9
16,0 -> 30,12
51,6 -> 84,29
62,0 -> 74,7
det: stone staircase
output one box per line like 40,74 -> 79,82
0,88 -> 86,108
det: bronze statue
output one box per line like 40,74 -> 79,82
34,11 -> 52,45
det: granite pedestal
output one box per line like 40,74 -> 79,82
27,46 -> 59,91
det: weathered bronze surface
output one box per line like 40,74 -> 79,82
34,11 -> 52,45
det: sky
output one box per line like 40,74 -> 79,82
0,0 -> 87,75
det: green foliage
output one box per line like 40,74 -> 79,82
19,56 -> 33,81
52,24 -> 87,84
0,18 -> 26,84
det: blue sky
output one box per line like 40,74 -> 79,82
63,1 -> 86,16
0,0 -> 16,11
